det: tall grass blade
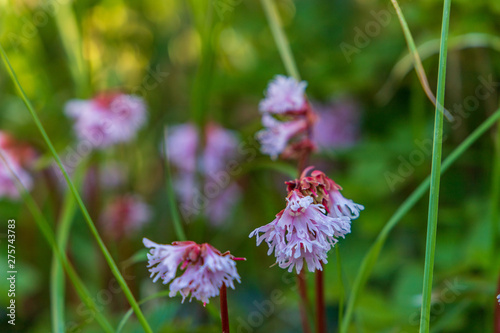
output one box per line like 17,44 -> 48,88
419,0 -> 452,331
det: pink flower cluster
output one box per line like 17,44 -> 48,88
65,92 -> 147,149
250,167 -> 363,273
166,122 -> 241,225
100,194 -> 151,239
257,75 -> 316,160
143,238 -> 243,305
0,131 -> 36,199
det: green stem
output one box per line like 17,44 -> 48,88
260,0 -> 300,80
340,107 -> 500,333
0,152 -> 114,333
0,43 -> 153,333
419,0 -> 451,331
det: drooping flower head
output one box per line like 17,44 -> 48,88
250,189 -> 350,273
143,238 -> 244,305
101,194 -> 151,239
65,92 -> 147,149
250,166 -> 363,273
165,122 -> 241,224
0,131 -> 36,199
257,76 -> 318,161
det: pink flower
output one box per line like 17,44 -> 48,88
250,190 -> 350,273
0,131 -> 35,199
312,99 -> 361,150
65,92 -> 147,149
497,294 -> 500,304
101,194 -> 151,239
327,188 -> 364,219
256,114 -> 308,160
143,238 -> 242,304
259,75 -> 307,114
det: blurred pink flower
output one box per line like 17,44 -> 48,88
256,114 -> 308,160
101,194 -> 151,239
497,294 -> 500,304
65,92 -> 147,149
203,122 -> 239,174
205,183 -> 241,225
165,122 -> 241,225
249,190 -> 350,273
0,131 -> 35,199
166,124 -> 198,173
143,238 -> 242,305
259,75 -> 307,114
312,99 -> 361,150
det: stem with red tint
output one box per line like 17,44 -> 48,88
220,284 -> 230,333
316,268 -> 326,333
297,271 -> 312,333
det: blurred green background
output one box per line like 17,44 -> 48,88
0,0 -> 499,332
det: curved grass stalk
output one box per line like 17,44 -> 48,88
0,43 -> 153,333
0,152 -> 114,333
376,33 -> 500,106
419,1 -> 452,331
340,107 -> 500,333
389,0 -> 453,121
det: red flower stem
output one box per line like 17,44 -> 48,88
297,271 -> 312,333
316,268 -> 326,333
220,284 -> 230,333
495,274 -> 500,333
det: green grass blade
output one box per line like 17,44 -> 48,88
0,43 -> 153,333
50,160 -> 86,333
390,0 -> 453,121
260,0 -> 300,80
419,0 -> 452,331
0,152 -> 114,333
340,107 -> 500,333
163,128 -> 187,241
